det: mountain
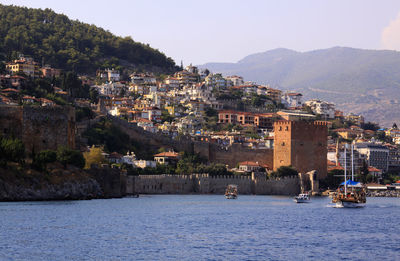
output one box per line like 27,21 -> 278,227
199,47 -> 400,127
0,4 -> 176,73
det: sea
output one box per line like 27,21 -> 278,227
0,195 -> 399,261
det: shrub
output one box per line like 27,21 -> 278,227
270,166 -> 298,178
57,146 -> 85,168
0,137 -> 25,164
83,147 -> 106,169
32,150 -> 57,170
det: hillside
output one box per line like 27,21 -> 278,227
0,4 -> 176,73
200,47 -> 400,126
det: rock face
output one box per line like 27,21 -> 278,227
0,178 -> 102,201
0,165 -> 125,201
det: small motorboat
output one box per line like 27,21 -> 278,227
225,184 -> 238,199
294,193 -> 310,203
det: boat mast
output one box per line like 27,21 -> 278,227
344,143 -> 347,195
351,143 -> 354,181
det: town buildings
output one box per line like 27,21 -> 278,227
2,54 -> 400,182
354,142 -> 389,172
6,56 -> 40,77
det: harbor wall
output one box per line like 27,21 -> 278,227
126,174 -> 301,195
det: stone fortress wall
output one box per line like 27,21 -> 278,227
0,105 -> 76,153
126,174 -> 303,196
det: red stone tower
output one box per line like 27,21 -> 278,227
273,121 -> 328,179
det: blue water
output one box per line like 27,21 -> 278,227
0,196 -> 399,261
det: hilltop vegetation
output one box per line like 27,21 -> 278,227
0,4 -> 177,73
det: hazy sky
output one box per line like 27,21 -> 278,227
2,0 -> 400,65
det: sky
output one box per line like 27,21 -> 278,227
2,0 -> 400,65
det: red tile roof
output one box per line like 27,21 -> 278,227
238,161 -> 260,167
154,152 -> 179,158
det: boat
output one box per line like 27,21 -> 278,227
225,184 -> 238,199
332,143 -> 366,208
294,192 -> 310,203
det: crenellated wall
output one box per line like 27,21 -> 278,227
126,174 -> 303,196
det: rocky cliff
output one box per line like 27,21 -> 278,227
0,164 -> 125,201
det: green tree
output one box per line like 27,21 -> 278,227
0,4 -> 177,74
161,109 -> 174,123
56,146 -> 85,168
0,137 -> 25,165
359,160 -> 369,184
32,149 -> 57,170
89,88 -> 99,103
320,169 -> 343,189
270,166 -> 298,178
62,72 -> 82,98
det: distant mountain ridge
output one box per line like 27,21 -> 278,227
0,4 -> 177,73
199,47 -> 400,126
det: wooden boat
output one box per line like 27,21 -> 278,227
225,184 -> 238,199
332,143 -> 366,208
332,182 -> 366,208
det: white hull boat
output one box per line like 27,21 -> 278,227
293,193 -> 310,203
335,201 -> 366,208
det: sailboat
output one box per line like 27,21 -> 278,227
332,143 -> 366,208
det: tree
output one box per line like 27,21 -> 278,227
83,146 -> 106,169
89,88 -> 99,103
32,150 -> 57,170
361,122 -> 380,131
56,146 -> 85,168
0,137 -> 25,165
161,109 -> 174,123
320,169 -> 343,189
204,107 -> 217,118
359,160 -> 369,184
176,152 -> 207,174
61,72 -> 82,98
270,166 -> 298,178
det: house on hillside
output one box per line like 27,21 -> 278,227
154,151 -> 180,165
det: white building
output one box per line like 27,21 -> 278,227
205,73 -> 227,89
281,92 -> 303,108
122,151 -> 137,166
304,99 -> 335,119
225,75 -> 244,86
95,82 -> 126,96
106,69 -> 120,82
134,160 -> 157,168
